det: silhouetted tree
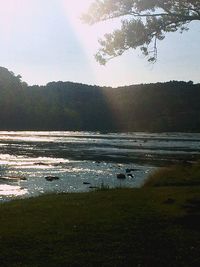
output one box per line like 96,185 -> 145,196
82,0 -> 200,64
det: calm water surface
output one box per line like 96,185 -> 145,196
0,131 -> 200,201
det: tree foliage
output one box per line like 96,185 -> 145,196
82,0 -> 200,64
0,67 -> 200,132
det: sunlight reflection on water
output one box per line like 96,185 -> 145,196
0,184 -> 28,197
0,131 -> 199,201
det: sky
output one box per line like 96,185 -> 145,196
0,0 -> 199,87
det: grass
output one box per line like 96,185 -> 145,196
0,162 -> 199,266
143,161 -> 200,187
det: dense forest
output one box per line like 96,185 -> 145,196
0,66 -> 199,132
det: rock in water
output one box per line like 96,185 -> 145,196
45,176 -> 59,182
117,173 -> 126,179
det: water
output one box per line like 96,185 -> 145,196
0,131 -> 200,201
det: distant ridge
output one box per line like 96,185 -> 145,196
0,67 -> 199,132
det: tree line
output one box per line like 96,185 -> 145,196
0,67 -> 199,132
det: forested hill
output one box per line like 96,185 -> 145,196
0,66 -> 200,132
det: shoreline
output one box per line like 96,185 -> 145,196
0,162 -> 199,266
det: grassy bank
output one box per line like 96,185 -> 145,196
0,183 -> 199,266
143,161 -> 200,187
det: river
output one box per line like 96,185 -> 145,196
0,131 -> 200,201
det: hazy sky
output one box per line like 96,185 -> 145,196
0,0 -> 199,87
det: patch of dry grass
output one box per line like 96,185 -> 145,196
143,161 -> 200,187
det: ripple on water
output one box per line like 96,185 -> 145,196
0,131 -> 199,201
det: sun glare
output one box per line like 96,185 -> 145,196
0,184 -> 28,197
61,0 -> 98,51
0,1 -> 17,41
0,0 -> 140,86
61,0 -> 123,85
